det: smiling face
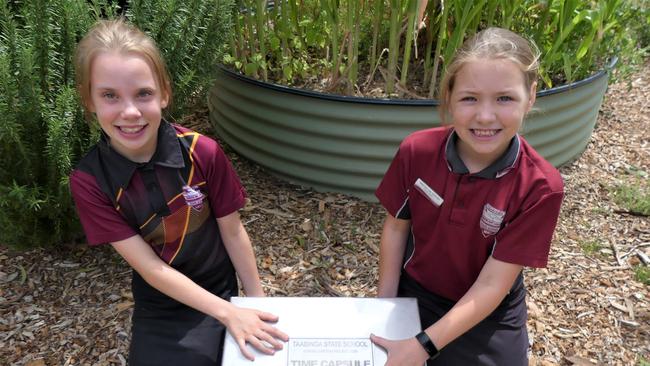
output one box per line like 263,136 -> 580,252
448,58 -> 536,172
88,52 -> 169,163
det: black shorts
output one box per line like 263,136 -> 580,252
398,271 -> 529,366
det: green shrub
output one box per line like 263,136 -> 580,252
0,0 -> 100,249
0,0 -> 234,249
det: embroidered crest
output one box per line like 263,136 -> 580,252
182,185 -> 205,212
480,203 -> 505,237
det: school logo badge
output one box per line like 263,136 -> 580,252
182,185 -> 205,212
480,203 -> 505,237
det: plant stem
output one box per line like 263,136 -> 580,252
370,0 -> 385,70
255,0 -> 268,81
427,0 -> 448,98
400,0 -> 418,86
423,0 -> 436,85
386,0 -> 400,94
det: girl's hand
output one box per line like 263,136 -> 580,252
223,306 -> 289,361
370,333 -> 429,366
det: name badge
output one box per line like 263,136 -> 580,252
414,178 -> 443,207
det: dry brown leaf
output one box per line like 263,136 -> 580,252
301,219 -> 313,232
528,299 -> 542,319
564,354 -> 599,365
115,301 -> 134,313
25,360 -> 46,366
260,207 -> 293,218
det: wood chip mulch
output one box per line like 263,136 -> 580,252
1,61 -> 648,366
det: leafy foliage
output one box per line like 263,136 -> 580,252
226,0 -> 649,97
128,0 -> 235,117
0,0 -> 97,249
0,0 -> 234,249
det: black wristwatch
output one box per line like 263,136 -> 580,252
415,331 -> 440,360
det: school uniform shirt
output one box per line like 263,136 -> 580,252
70,121 -> 245,364
376,126 -> 564,302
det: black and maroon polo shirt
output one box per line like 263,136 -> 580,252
70,121 -> 245,313
376,127 -> 563,302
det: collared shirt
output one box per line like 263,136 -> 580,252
70,121 -> 245,311
444,129 -> 519,178
376,126 -> 564,301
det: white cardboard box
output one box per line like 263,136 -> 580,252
221,297 -> 421,365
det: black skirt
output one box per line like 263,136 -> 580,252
398,271 -> 529,366
127,270 -> 238,366
129,309 -> 228,366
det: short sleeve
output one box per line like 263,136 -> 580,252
204,140 -> 247,218
492,191 -> 564,267
70,170 -> 137,245
375,142 -> 411,219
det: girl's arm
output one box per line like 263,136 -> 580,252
377,213 -> 411,297
111,234 -> 288,361
371,256 -> 523,366
217,211 -> 264,297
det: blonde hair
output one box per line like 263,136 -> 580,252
74,18 -> 172,116
438,27 -> 540,124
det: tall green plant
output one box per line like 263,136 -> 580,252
369,0 -> 385,72
427,0 -> 449,98
385,0 -> 402,94
345,0 -> 360,92
224,0 -> 649,98
400,0 -> 419,86
323,0 -> 341,82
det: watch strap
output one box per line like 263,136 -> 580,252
415,331 -> 440,360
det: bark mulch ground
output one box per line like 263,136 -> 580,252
1,61 -> 648,365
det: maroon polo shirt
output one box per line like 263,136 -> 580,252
70,121 -> 245,312
376,127 -> 564,301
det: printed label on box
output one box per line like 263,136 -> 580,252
287,338 -> 374,366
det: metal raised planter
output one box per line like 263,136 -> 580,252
208,64 -> 612,201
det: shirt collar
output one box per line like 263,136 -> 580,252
444,129 -> 520,179
97,120 -> 185,189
